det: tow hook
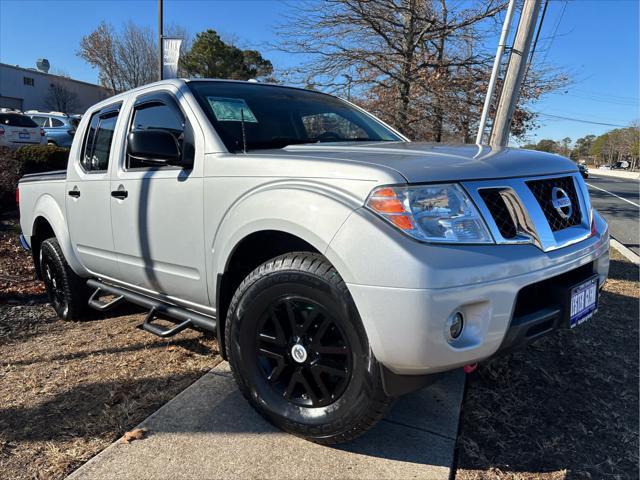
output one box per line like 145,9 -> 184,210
463,363 -> 478,374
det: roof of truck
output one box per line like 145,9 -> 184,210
88,78 -> 328,113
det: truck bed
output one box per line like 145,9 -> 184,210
18,170 -> 68,248
19,170 -> 67,183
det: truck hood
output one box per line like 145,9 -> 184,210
282,141 -> 578,183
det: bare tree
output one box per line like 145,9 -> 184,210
115,22 -> 157,89
78,21 -> 189,94
45,80 -> 79,114
589,124 -> 640,170
277,0 -> 567,142
78,22 -> 121,93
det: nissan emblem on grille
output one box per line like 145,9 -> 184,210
551,187 -> 573,220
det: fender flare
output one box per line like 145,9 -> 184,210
210,179 -> 362,285
32,194 -> 87,276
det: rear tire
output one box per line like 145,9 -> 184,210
39,237 -> 90,320
225,252 -> 393,444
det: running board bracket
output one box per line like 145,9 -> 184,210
142,307 -> 193,338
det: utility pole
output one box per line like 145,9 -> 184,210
158,0 -> 164,81
489,0 -> 541,147
476,0 -> 516,144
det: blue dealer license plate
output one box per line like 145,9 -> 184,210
569,276 -> 598,328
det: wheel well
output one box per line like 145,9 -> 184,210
31,216 -> 55,279
216,230 -> 320,358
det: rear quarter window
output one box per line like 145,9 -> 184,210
0,114 -> 38,127
81,108 -> 120,172
31,116 -> 49,126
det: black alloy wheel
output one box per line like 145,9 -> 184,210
39,237 -> 90,320
256,296 -> 352,408
41,252 -> 66,314
225,252 -> 393,444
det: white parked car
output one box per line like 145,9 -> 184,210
17,79 -> 610,444
0,112 -> 46,148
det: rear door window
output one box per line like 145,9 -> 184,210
81,109 -> 119,173
51,118 -> 65,127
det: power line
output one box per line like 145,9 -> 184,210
540,0 -> 568,66
521,0 -> 549,87
572,89 -> 639,102
535,112 -> 630,127
562,92 -> 637,107
528,0 -> 549,66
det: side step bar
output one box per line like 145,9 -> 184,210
88,288 -> 125,311
86,279 -> 217,337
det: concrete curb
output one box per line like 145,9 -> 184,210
611,237 -> 640,265
68,362 -> 465,480
590,170 -> 640,181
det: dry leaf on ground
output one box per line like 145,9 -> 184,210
121,428 -> 148,444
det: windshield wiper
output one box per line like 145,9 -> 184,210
234,137 -> 394,153
234,137 -> 312,152
311,137 -> 393,143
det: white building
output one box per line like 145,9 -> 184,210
0,62 -> 111,114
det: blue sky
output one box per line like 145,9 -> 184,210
1,0 -> 638,144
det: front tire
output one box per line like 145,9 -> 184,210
39,237 -> 90,320
225,252 -> 393,444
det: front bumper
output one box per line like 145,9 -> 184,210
327,208 -> 610,375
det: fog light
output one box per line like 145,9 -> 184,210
447,312 -> 464,340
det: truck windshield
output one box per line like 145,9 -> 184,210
187,81 -> 402,152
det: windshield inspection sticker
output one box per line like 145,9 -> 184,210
207,97 -> 258,123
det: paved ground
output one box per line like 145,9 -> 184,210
68,362 -> 465,480
587,174 -> 639,255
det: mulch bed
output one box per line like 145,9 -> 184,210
455,248 -> 639,479
0,214 -> 45,301
0,215 -> 221,479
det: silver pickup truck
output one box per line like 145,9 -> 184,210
18,79 -> 610,444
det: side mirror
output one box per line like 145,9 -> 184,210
127,129 -> 182,167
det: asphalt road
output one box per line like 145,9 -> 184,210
587,174 -> 639,255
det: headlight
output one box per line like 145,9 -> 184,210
365,184 -> 494,244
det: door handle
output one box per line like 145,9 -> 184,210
68,188 -> 80,198
111,189 -> 128,200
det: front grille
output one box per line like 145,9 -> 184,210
479,189 -> 517,239
526,177 -> 582,231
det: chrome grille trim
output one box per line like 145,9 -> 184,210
463,173 -> 591,252
526,176 -> 583,231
